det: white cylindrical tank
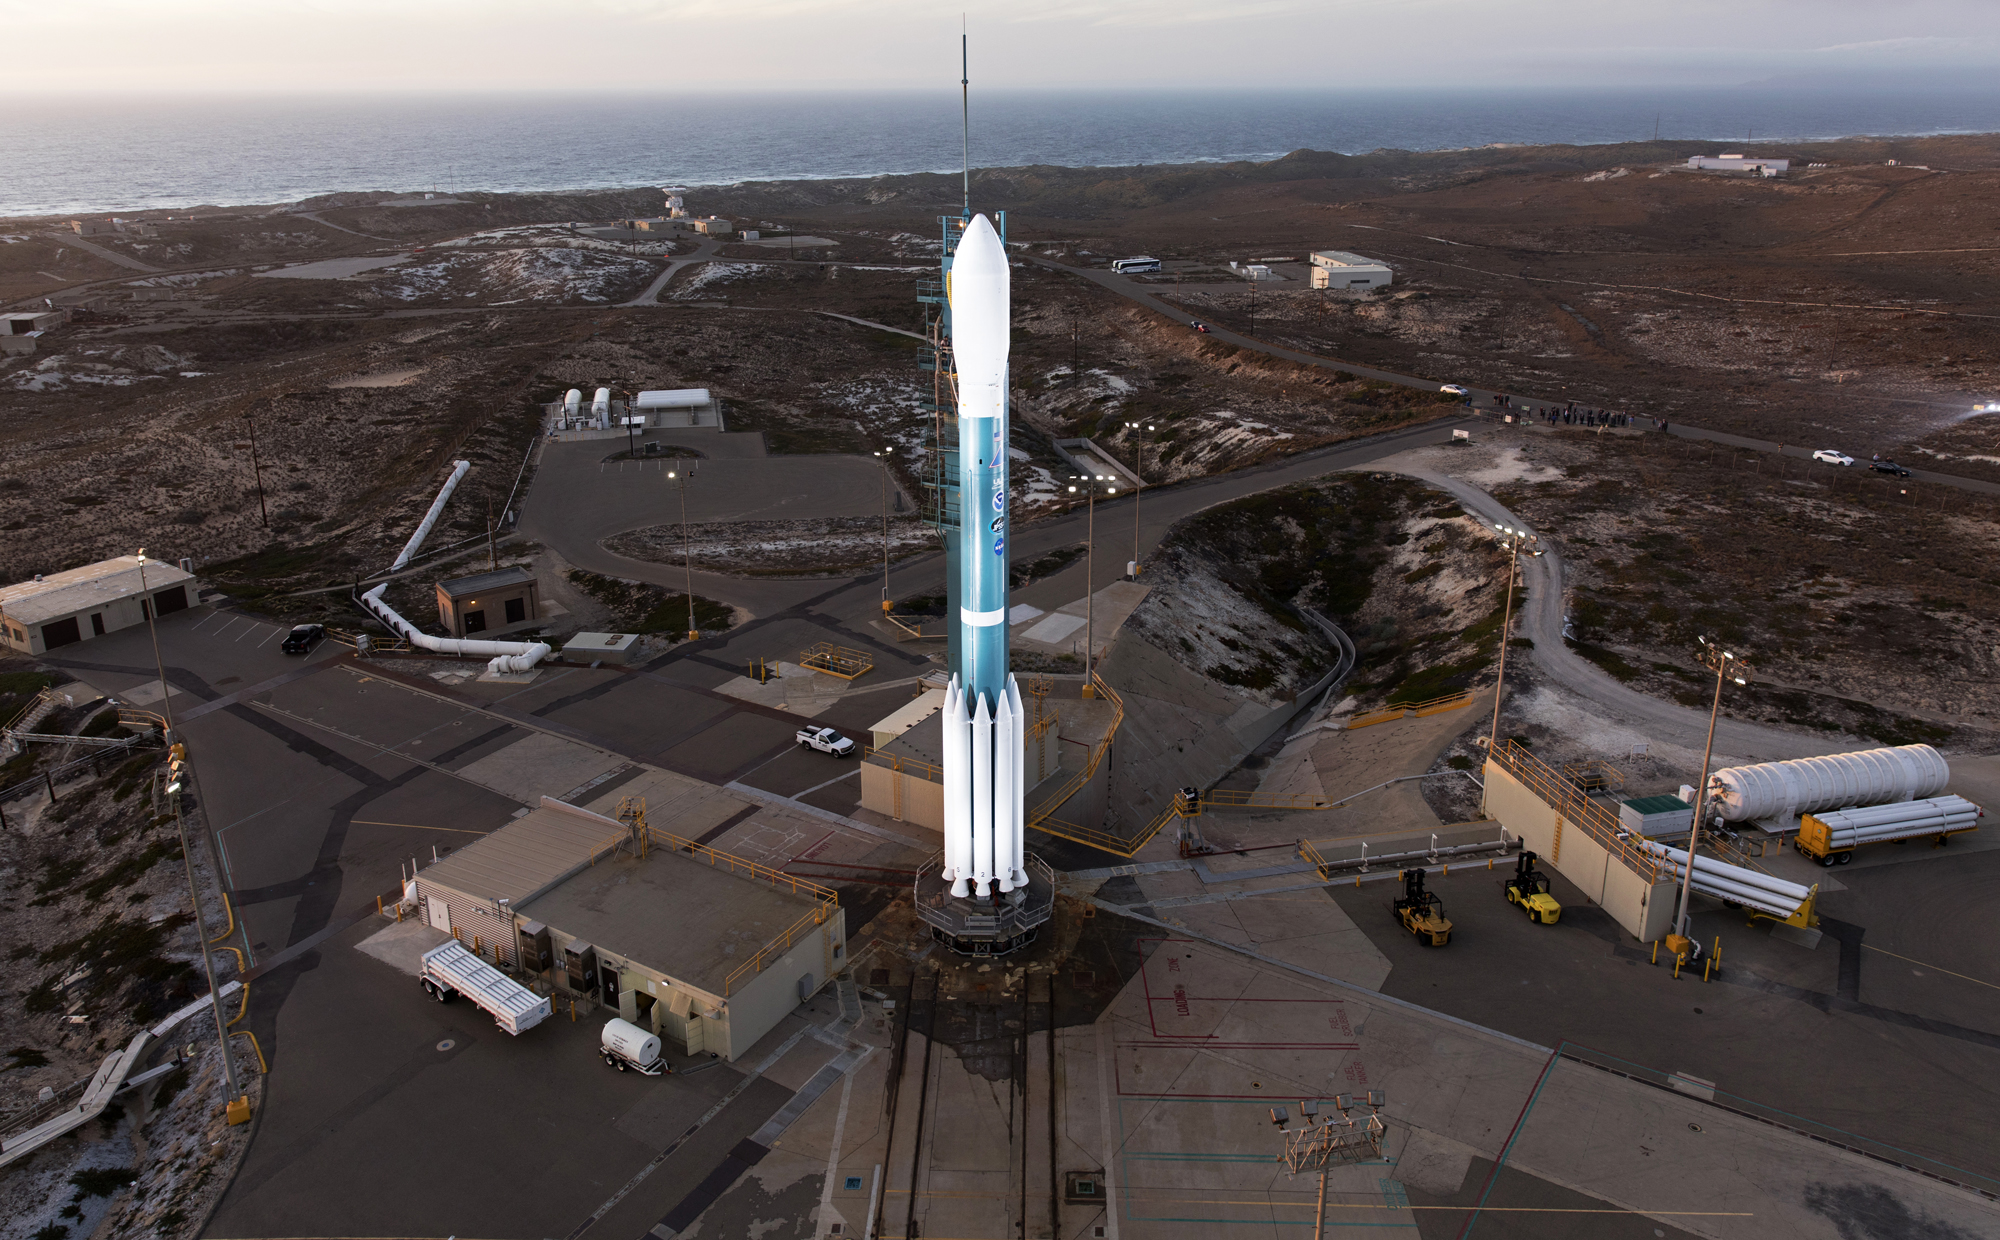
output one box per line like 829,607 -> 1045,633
602,1017 -> 660,1067
591,387 -> 612,428
1709,745 -> 1949,822
563,388 -> 582,419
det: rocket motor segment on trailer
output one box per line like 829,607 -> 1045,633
940,214 -> 1030,901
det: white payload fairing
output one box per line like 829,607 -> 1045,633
940,214 -> 1029,900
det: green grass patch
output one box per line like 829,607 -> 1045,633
566,571 -> 734,639
1570,641 -> 1642,682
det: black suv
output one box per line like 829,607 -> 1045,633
1870,459 -> 1912,477
280,623 -> 326,655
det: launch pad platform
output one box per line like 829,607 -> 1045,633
913,851 -> 1056,955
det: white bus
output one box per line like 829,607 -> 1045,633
1111,256 -> 1160,275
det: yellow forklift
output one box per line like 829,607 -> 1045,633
1393,867 -> 1453,946
1504,851 -> 1563,925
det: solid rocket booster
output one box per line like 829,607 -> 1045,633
940,214 -> 1029,899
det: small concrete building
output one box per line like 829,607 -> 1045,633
412,797 -> 844,1062
69,219 -> 117,237
1687,154 -> 1788,175
1,312 -> 62,336
435,566 -> 540,637
692,216 -> 735,236
1309,250 -> 1393,290
0,556 -> 195,656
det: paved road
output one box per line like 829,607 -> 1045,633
621,237 -> 721,306
1038,256 -> 2000,499
1388,459 -> 1851,763
45,229 -> 163,272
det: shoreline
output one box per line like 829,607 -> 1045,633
9,126 -> 2000,222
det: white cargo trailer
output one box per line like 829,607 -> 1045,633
419,941 -> 551,1035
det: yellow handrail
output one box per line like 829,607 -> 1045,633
644,825 -> 840,902
1489,740 -> 1661,882
722,900 -> 835,996
1026,673 -> 1122,827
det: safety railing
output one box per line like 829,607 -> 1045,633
1560,758 -> 1624,794
799,643 -> 874,680
723,901 -> 837,997
883,614 -> 945,641
1348,689 -> 1476,730
644,824 -> 841,903
1489,740 -> 1662,882
1031,787 -> 1195,860
1024,673 -> 1123,828
861,746 -> 944,783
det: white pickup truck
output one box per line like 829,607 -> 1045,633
796,726 -> 856,757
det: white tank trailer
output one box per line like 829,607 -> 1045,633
1708,744 -> 1949,824
1797,795 -> 1982,866
600,1017 -> 667,1074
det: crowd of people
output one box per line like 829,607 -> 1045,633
1485,391 -> 1661,431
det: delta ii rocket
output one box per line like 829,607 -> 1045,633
941,214 -> 1028,900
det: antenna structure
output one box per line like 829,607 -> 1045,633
961,20 -> 971,220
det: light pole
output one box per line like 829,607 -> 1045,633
1123,422 -> 1154,578
1066,474 -> 1117,695
667,463 -> 697,642
1485,524 -> 1543,756
136,550 -> 242,1113
873,451 -> 892,615
1674,638 -> 1752,942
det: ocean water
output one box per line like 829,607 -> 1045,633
5,87 -> 2000,218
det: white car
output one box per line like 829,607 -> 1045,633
1439,384 -> 1469,396
796,726 -> 856,757
1812,449 -> 1854,467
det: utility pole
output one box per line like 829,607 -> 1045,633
669,462 -> 697,642
1067,475 -> 1117,695
1124,422 -> 1153,577
243,414 -> 269,529
486,499 -> 498,570
873,451 -> 892,613
137,550 -> 243,1116
1675,640 -> 1752,945
1485,525 -> 1542,758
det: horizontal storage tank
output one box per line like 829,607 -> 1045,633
601,1017 -> 660,1066
1803,795 -> 1981,852
1710,745 -> 1949,823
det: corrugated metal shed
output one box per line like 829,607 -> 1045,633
421,797 -> 627,905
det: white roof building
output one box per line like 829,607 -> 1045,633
0,556 -> 196,655
1309,250 -> 1394,290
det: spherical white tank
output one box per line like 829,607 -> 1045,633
1709,744 -> 1949,822
601,1017 -> 661,1066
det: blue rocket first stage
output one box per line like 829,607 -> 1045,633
940,214 -> 1029,901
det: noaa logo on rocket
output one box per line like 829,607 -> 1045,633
992,489 -> 1004,511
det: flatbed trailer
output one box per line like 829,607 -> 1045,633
1797,795 -> 1981,866
420,941 -> 551,1035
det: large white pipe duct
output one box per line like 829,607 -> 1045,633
1710,745 -> 1949,822
390,460 -> 470,572
363,586 -> 551,674
367,459 -> 549,675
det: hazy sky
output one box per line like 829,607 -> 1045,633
2,0 -> 1995,92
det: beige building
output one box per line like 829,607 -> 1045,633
1309,250 -> 1393,290
692,216 -> 735,236
435,566 -> 540,637
0,556 -> 196,656
411,798 -> 844,1062
858,699 -> 1061,831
